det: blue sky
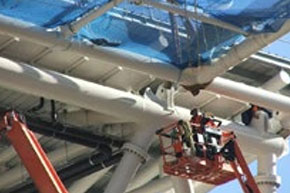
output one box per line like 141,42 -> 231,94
210,33 -> 290,193
263,33 -> 290,59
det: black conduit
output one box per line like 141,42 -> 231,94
0,109 -> 125,193
60,152 -> 122,183
0,108 -> 124,148
25,116 -> 124,148
7,152 -> 123,193
28,97 -> 45,113
50,100 -> 57,122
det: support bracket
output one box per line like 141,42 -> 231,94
255,175 -> 281,188
156,82 -> 177,111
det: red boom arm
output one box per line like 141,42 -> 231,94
0,111 -> 68,193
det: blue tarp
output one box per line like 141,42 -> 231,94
0,0 -> 289,69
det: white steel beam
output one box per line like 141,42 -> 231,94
60,110 -> 129,126
61,0 -> 125,36
181,19 -> 290,85
0,57 -> 190,123
137,0 -> 248,36
207,77 -> 290,114
0,15 -> 180,82
220,121 -> 287,157
0,57 -> 288,193
0,58 -> 286,156
0,15 -> 290,88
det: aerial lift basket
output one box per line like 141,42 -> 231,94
157,121 -> 236,185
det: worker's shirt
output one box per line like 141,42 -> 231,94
173,141 -> 183,153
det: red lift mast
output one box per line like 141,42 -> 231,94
0,111 -> 68,193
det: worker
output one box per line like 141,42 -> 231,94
220,139 -> 236,161
241,104 -> 272,126
171,127 -> 183,159
191,109 -> 204,132
178,120 -> 195,156
190,109 -> 208,158
194,142 -> 205,158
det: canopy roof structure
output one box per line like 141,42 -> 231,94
0,1 -> 289,193
1,0 -> 290,69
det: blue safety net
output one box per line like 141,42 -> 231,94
0,0 -> 290,69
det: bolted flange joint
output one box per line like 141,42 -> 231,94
255,175 -> 281,188
122,142 -> 149,164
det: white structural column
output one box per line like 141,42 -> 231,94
171,176 -> 195,193
249,108 -> 282,193
104,124 -> 157,193
255,154 -> 281,193
128,176 -> 172,193
126,158 -> 161,192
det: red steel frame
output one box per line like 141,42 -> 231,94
0,111 -> 68,193
230,141 -> 261,193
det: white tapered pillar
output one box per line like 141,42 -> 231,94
69,167 -> 111,193
104,124 -> 157,193
255,154 -> 281,193
171,176 -> 195,193
126,158 -> 161,192
128,176 -> 172,193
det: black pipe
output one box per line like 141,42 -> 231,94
25,116 -> 124,148
50,100 -> 57,122
58,145 -> 113,181
6,152 -> 123,193
0,109 -> 125,192
28,97 -> 45,113
60,152 -> 122,184
0,108 -> 124,148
